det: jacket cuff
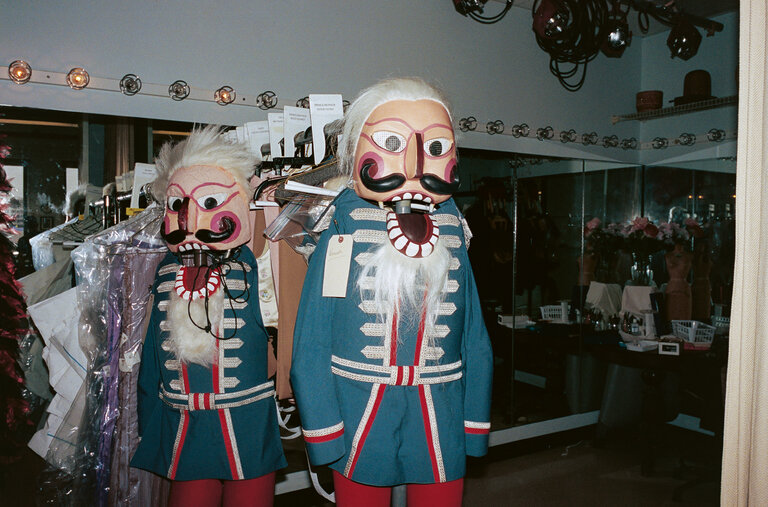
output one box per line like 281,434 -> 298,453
302,422 -> 346,465
464,420 -> 490,457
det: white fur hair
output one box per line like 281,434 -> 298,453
151,124 -> 259,204
166,288 -> 224,366
338,77 -> 452,182
64,183 -> 88,218
358,238 -> 451,348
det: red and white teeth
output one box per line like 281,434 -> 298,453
385,212 -> 440,258
177,242 -> 211,252
174,267 -> 222,300
390,192 -> 433,204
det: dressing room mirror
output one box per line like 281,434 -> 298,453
457,150 -> 735,438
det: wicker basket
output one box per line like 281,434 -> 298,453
540,305 -> 565,321
671,320 -> 715,349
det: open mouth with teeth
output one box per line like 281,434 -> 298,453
389,191 -> 433,204
386,211 -> 439,258
177,242 -> 212,252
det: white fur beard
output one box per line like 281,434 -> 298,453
166,288 -> 224,366
358,237 -> 451,345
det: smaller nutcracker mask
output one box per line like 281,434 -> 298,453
152,126 -> 257,255
340,78 -> 459,212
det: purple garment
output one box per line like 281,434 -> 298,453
96,255 -> 124,505
108,250 -> 169,506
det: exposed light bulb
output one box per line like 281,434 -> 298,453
66,67 -> 90,89
214,85 -> 235,105
8,60 -> 32,84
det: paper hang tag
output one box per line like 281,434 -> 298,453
322,234 -> 353,298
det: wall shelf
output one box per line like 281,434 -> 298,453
611,95 -> 738,124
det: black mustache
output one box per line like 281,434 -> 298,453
419,173 -> 460,195
161,217 -> 236,245
360,162 -> 406,193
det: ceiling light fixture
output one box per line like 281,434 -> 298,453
214,85 -> 235,105
601,2 -> 631,58
532,0 -> 570,40
119,73 -> 142,95
168,80 -> 190,101
667,17 -> 702,60
8,60 -> 32,84
66,67 -> 90,89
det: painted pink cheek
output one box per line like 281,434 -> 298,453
444,158 -> 458,183
211,211 -> 242,238
356,151 -> 385,178
163,215 -> 172,233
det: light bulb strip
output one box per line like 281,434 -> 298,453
1,65 -> 287,109
459,119 -> 736,151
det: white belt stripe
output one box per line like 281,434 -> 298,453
332,356 -> 462,375
160,388 -> 275,411
331,367 -> 462,386
162,380 -> 274,401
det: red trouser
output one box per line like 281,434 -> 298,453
333,471 -> 464,507
167,472 -> 276,507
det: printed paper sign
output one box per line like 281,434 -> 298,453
309,94 -> 344,165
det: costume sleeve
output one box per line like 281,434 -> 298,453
291,228 -> 346,466
136,292 -> 161,438
461,255 -> 494,456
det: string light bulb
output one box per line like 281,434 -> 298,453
8,60 -> 32,84
168,80 -> 190,101
66,67 -> 90,89
214,85 -> 235,105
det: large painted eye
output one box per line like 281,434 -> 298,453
196,193 -> 228,210
424,137 -> 453,157
371,131 -> 407,153
167,196 -> 183,212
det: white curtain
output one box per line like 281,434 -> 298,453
721,3 -> 768,504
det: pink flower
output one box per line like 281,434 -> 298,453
644,223 -> 659,238
629,216 -> 649,233
584,217 -> 601,237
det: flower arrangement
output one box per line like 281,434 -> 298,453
583,218 -> 623,258
621,216 -> 664,258
657,220 -> 689,246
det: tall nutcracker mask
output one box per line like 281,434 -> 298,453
340,78 -> 460,214
152,126 -> 257,261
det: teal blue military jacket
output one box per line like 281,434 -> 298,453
291,189 -> 492,486
131,247 -> 286,480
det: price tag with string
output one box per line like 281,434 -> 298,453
322,234 -> 353,298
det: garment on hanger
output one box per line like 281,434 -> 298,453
29,217 -> 77,270
46,204 -> 169,506
17,257 -> 75,402
26,287 -> 87,467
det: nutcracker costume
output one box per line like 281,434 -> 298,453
291,78 -> 493,506
131,127 -> 286,506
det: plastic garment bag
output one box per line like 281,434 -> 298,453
37,205 -> 169,506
